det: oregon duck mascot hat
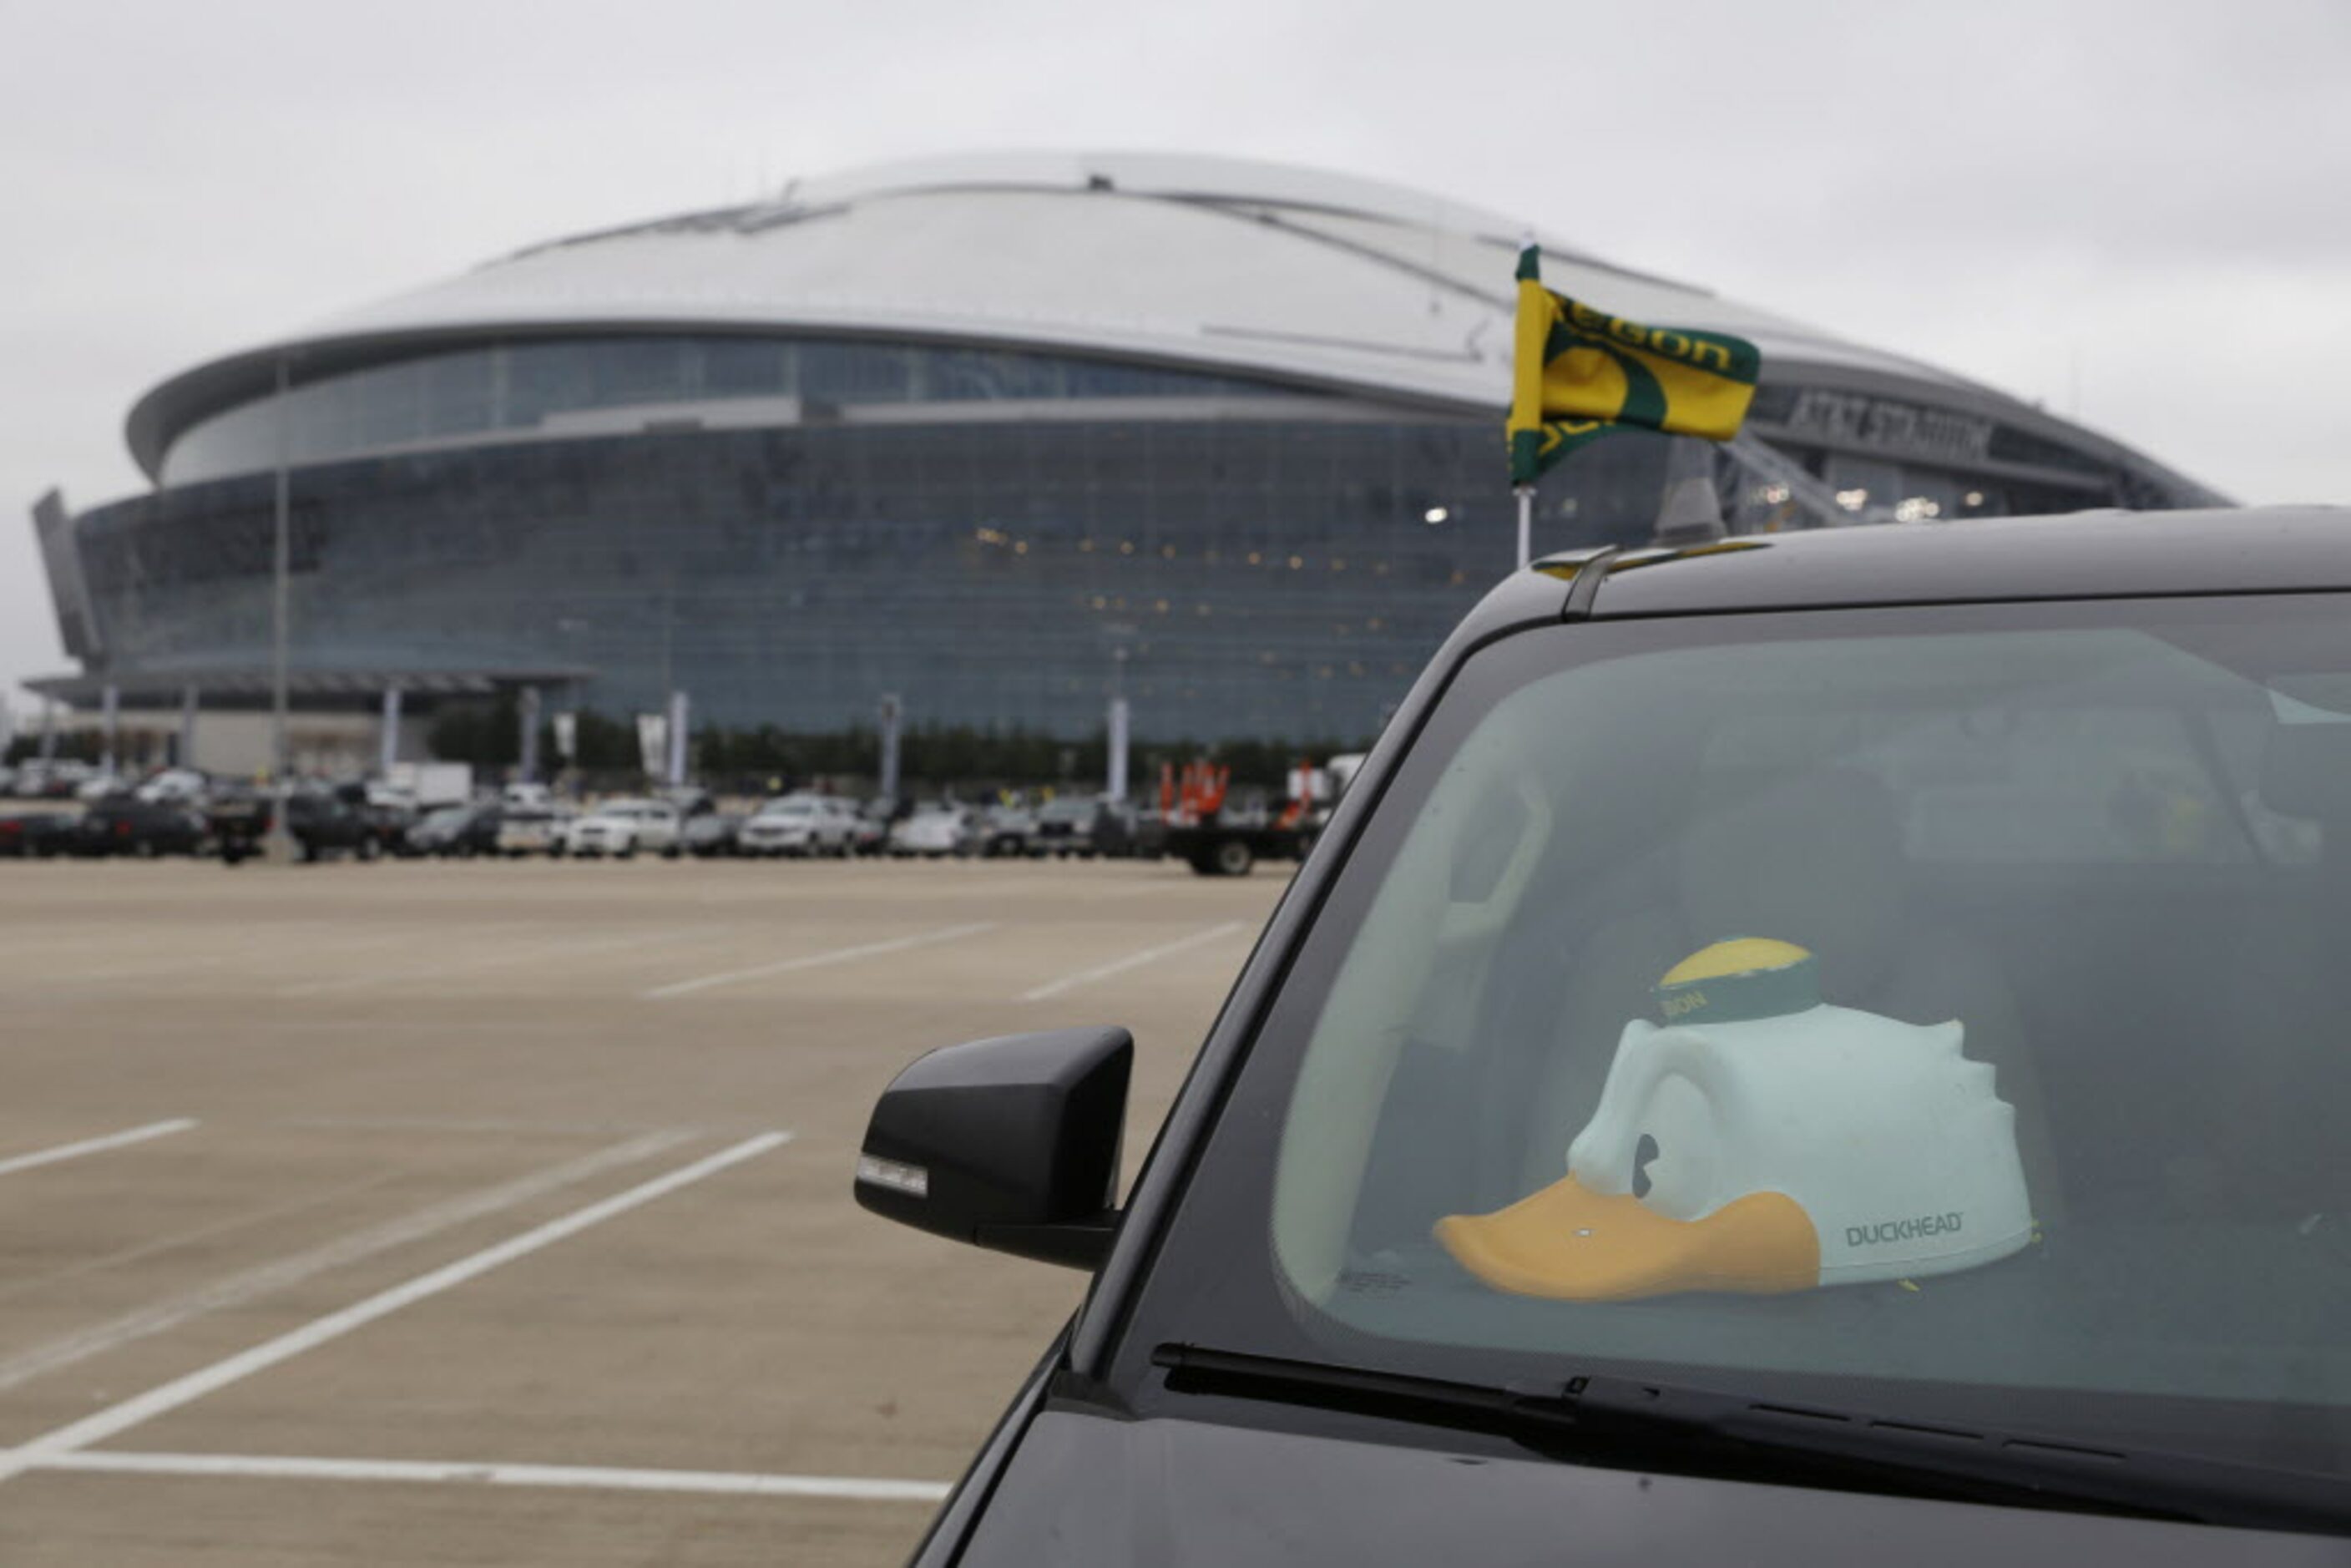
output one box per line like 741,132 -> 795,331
1436,938 -> 2034,1302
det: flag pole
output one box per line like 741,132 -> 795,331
1514,484 -> 1534,569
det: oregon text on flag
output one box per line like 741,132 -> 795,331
1508,246 -> 1762,485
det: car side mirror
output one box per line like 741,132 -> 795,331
854,1026 -> 1131,1270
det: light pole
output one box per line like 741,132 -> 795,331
264,351 -> 299,861
1106,647 -> 1130,802
877,694 -> 902,804
99,683 -> 119,778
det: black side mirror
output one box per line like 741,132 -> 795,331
854,1026 -> 1131,1270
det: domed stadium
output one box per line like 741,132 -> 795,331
28,150 -> 2227,756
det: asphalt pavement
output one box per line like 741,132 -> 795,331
0,855 -> 1284,1565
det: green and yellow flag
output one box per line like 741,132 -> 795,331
1509,245 -> 1762,485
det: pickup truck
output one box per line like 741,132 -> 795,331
210,784 -> 388,864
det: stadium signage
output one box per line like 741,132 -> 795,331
1785,390 -> 1995,464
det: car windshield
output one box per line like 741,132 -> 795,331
1039,800 -> 1093,822
1115,594 -> 2351,1478
758,801 -> 814,817
421,807 -> 469,830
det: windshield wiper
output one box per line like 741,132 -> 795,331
1151,1343 -> 2347,1536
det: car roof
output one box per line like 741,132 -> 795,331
1484,507 -> 2351,630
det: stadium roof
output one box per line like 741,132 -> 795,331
124,150 -> 2184,493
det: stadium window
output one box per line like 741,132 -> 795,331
801,341 -> 912,403
701,338 -> 789,397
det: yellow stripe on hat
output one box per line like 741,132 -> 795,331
1660,938 -> 1813,988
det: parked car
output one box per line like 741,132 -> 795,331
738,794 -> 858,857
1029,796 -> 1134,858
402,801 -> 501,858
976,803 -> 1035,858
14,760 -> 95,799
359,792 -> 418,855
855,509 -> 2351,1564
887,803 -> 979,858
545,810 -> 584,857
73,771 -> 129,803
503,781 -> 554,812
133,766 -> 210,805
365,781 -> 419,816
682,809 -> 745,858
284,786 -> 383,862
848,802 -> 891,857
0,808 -> 82,858
493,807 -> 572,857
669,794 -> 721,857
567,798 -> 683,858
205,786 -> 270,864
71,798 -> 207,857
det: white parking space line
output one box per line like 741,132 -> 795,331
642,922 -> 998,999
33,1449 -> 950,1503
0,1131 -> 790,1483
0,1129 -> 695,1396
0,1119 -> 196,1179
1019,920 -> 1249,1001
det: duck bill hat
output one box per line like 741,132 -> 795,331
1437,939 -> 2034,1302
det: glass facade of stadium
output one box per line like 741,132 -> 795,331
58,333 -> 2190,744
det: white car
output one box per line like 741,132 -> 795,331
134,766 -> 210,804
738,795 -> 857,857
495,806 -> 573,857
14,760 -> 94,799
566,798 -> 683,858
888,804 -> 979,858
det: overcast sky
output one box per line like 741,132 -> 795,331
3,0 -> 2346,715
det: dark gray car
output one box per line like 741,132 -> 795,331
860,509 -> 2351,1564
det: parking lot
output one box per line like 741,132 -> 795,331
0,855 -> 1285,1565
